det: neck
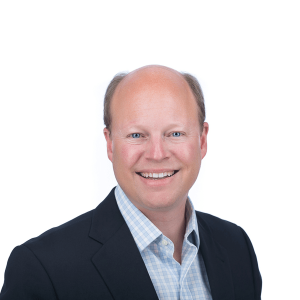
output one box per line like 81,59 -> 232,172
139,199 -> 187,264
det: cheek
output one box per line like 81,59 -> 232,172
115,143 -> 143,169
173,142 -> 201,165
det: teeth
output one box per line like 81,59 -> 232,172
140,171 -> 175,179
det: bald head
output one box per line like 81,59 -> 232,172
116,65 -> 189,94
103,65 -> 205,134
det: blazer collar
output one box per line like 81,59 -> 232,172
197,212 -> 235,300
89,188 -> 159,300
89,187 -> 124,244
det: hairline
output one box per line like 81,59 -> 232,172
104,71 -> 205,135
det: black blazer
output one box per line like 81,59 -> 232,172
0,188 -> 262,300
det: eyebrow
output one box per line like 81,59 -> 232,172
124,122 -> 186,131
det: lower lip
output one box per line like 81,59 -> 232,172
136,172 -> 178,187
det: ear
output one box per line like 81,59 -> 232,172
103,128 -> 113,162
200,122 -> 209,159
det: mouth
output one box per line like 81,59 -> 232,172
136,170 -> 179,180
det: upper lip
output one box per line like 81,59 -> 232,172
136,169 -> 179,173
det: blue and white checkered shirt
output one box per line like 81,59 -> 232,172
115,185 -> 212,300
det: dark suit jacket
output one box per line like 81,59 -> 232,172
0,188 -> 262,300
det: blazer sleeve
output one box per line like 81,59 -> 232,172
239,226 -> 262,299
0,245 -> 58,300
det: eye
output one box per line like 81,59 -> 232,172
172,132 -> 181,137
131,133 -> 141,138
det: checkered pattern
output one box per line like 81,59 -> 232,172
115,186 -> 212,300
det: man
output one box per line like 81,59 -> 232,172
0,65 -> 262,299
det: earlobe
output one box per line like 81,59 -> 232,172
103,128 -> 113,162
200,122 -> 209,159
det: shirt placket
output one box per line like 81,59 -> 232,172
180,236 -> 198,300
160,236 -> 181,299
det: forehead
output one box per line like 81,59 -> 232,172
110,66 -> 199,130
116,66 -> 190,99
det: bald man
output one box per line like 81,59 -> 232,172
0,66 -> 262,300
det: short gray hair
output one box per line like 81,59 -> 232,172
103,71 -> 206,133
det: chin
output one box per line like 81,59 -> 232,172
137,193 -> 182,212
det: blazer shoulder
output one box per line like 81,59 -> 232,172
23,187 -> 118,250
195,211 -> 252,250
23,209 -> 95,254
196,211 -> 241,233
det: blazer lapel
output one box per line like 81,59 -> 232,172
89,188 -> 159,300
197,213 -> 235,300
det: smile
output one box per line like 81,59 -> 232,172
136,170 -> 179,180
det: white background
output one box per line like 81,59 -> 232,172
0,1 -> 299,298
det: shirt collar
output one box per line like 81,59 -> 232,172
115,185 -> 200,252
185,196 -> 200,249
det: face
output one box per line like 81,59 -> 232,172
104,66 -> 208,215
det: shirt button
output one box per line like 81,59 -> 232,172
162,240 -> 168,246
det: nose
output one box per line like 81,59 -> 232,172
145,135 -> 169,162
